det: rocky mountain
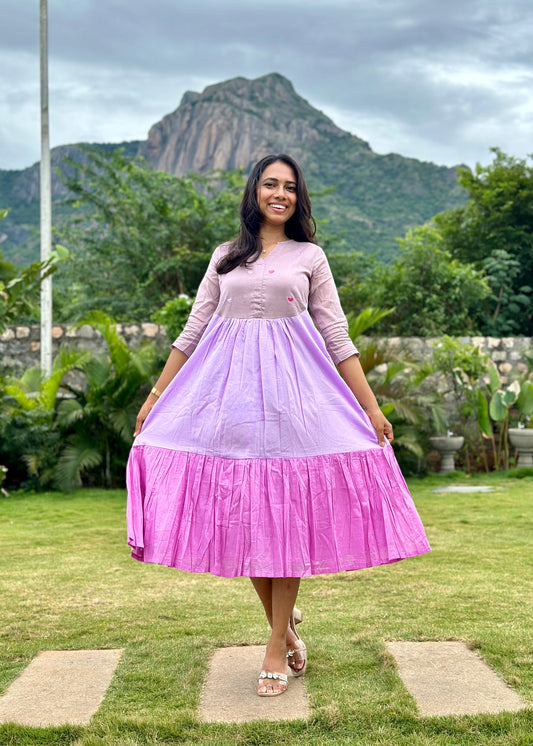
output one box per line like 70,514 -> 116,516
140,73 -> 369,175
0,73 -> 466,264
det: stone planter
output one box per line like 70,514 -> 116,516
508,428 -> 533,468
429,435 -> 465,475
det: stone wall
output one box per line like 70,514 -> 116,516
368,335 -> 532,383
0,324 -> 531,380
0,323 -> 168,375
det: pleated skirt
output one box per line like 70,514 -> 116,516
126,311 -> 430,577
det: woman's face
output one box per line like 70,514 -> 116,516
256,161 -> 297,227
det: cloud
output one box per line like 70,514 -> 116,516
0,0 -> 532,169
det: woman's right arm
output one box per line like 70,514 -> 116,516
134,244 -> 224,437
133,348 -> 189,437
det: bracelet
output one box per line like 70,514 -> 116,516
150,386 -> 161,398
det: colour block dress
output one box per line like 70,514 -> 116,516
126,240 -> 431,577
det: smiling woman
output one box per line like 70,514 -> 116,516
256,162 -> 297,235
126,153 -> 430,698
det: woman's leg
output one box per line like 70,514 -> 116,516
250,577 -> 273,625
250,577 -> 306,656
251,577 -> 301,694
250,577 -> 305,648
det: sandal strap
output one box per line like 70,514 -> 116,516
258,670 -> 288,684
286,646 -> 307,658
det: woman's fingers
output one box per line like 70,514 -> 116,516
368,411 -> 393,447
133,404 -> 151,438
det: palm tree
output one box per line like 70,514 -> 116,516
1,347 -> 91,487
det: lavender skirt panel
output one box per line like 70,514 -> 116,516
127,444 -> 431,578
134,312 -> 379,458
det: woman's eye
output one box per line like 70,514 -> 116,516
286,186 -> 296,192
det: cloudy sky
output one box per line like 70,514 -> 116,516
1,0 -> 532,171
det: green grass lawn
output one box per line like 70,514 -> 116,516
0,472 -> 532,745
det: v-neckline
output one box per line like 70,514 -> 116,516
260,239 -> 291,260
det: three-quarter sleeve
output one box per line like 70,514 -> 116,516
308,248 -> 359,364
171,245 -> 222,357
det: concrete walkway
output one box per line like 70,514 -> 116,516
0,642 -> 527,726
387,641 -> 527,717
0,649 -> 123,727
199,645 -> 309,723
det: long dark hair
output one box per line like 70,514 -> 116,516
216,154 -> 316,275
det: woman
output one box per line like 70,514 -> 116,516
127,154 -> 431,697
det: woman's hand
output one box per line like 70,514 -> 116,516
365,408 -> 394,447
134,400 -> 155,438
336,356 -> 393,447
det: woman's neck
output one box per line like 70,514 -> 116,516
259,225 -> 287,249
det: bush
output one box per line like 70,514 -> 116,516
151,295 -> 194,344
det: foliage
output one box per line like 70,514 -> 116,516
348,307 -> 431,472
54,311 -> 157,490
151,294 -> 194,343
360,223 -> 489,336
337,148 -> 533,336
476,349 -> 533,469
436,148 -> 533,334
0,464 -> 7,497
418,336 -> 491,471
477,366 -> 521,470
422,338 -> 533,471
481,249 -> 532,335
0,347 -> 90,488
0,312 -> 157,491
55,148 -> 244,321
0,208 -> 17,286
0,208 -> 69,332
334,251 -> 379,316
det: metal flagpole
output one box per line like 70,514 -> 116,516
39,0 -> 52,376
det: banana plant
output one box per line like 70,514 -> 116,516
476,362 -> 532,469
516,380 -> 533,424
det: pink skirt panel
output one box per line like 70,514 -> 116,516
126,444 -> 431,578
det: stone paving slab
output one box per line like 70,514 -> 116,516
199,645 -> 309,723
387,641 -> 527,717
0,649 -> 123,727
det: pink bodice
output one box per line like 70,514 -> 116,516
172,240 -> 358,364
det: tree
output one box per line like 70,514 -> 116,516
436,148 -> 533,334
56,148 -> 244,322
362,223 -> 489,336
0,208 -> 68,335
481,249 -> 532,335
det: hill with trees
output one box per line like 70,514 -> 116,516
0,73 -> 466,265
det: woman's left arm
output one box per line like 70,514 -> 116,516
308,246 -> 393,446
337,355 -> 393,446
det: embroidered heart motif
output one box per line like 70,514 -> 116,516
268,270 -> 275,274
288,297 -> 294,301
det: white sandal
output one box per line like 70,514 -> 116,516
257,670 -> 288,697
287,611 -> 307,677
